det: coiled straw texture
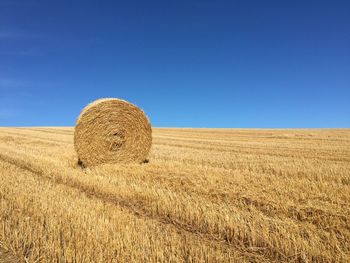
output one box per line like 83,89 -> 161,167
74,98 -> 152,167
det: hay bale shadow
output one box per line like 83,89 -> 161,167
77,159 -> 86,169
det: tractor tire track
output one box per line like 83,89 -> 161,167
0,152 -> 287,263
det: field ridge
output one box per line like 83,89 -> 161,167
0,128 -> 349,262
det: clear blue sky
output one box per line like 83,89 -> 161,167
0,0 -> 349,127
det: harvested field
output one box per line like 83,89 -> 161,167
0,127 -> 349,262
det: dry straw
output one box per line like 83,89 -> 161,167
74,98 -> 152,167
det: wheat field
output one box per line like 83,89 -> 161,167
0,127 -> 349,263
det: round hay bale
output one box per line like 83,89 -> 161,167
74,98 -> 152,167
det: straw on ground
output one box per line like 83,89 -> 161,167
0,127 -> 349,262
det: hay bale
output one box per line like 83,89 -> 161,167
74,98 -> 152,167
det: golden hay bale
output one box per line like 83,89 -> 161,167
74,98 -> 152,167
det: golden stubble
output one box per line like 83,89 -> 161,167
0,127 -> 349,262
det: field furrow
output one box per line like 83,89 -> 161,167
0,151 -> 294,262
0,128 -> 349,262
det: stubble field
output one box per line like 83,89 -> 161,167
0,127 -> 349,262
